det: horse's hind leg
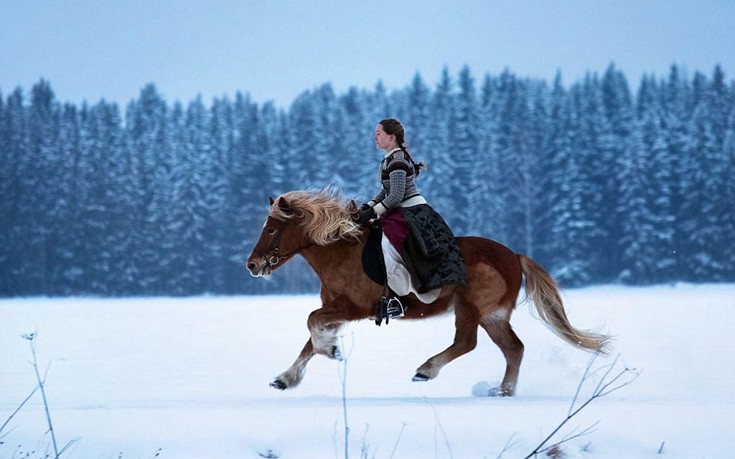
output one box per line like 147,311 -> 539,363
413,302 -> 479,381
480,311 -> 524,396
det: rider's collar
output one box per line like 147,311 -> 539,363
384,147 -> 402,157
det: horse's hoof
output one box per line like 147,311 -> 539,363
270,379 -> 287,390
331,345 -> 344,361
487,387 -> 512,397
412,373 -> 430,382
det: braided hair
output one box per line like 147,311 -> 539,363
378,118 -> 427,177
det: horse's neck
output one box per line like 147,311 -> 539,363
300,236 -> 365,284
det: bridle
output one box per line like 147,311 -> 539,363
256,217 -> 315,270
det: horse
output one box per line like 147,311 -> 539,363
246,189 -> 609,396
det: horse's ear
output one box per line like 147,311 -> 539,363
269,196 -> 275,206
276,196 -> 292,214
347,200 -> 358,213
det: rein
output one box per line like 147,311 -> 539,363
259,218 -> 315,269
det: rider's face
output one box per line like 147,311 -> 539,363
374,124 -> 396,152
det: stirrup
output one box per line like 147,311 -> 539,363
385,297 -> 405,318
375,296 -> 405,326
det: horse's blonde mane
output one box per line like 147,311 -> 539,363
270,188 -> 364,245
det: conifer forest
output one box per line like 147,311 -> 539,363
1,64 -> 734,296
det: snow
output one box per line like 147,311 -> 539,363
1,284 -> 734,458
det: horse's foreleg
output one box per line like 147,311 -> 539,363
479,315 -> 524,396
271,307 -> 348,391
271,338 -> 315,390
413,303 -> 479,381
307,307 -> 347,360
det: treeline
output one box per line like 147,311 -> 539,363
1,64 -> 734,296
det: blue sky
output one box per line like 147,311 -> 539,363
2,0 -> 734,108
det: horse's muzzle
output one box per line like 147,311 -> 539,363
246,259 -> 271,277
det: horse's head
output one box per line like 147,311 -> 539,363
246,196 -> 311,277
246,189 -> 364,278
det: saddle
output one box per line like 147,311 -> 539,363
361,225 -> 386,286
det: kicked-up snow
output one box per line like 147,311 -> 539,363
1,284 -> 734,458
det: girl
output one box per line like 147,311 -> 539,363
357,118 -> 466,321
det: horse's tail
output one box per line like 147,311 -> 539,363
519,255 -> 610,353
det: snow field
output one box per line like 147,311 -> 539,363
1,284 -> 734,458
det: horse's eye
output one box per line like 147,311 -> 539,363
267,227 -> 277,235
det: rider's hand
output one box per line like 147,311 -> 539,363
356,206 -> 377,225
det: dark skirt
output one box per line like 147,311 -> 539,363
380,204 -> 467,293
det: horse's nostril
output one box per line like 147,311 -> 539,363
246,262 -> 256,271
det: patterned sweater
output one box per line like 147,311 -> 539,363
367,148 -> 421,216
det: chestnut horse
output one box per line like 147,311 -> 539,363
246,189 -> 609,396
